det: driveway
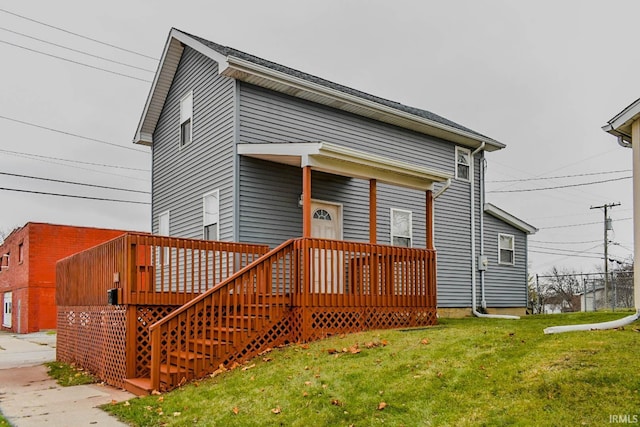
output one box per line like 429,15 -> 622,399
0,331 -> 134,426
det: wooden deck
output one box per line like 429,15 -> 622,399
56,234 -> 437,394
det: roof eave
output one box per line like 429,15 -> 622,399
223,56 -> 505,152
602,97 -> 640,143
484,203 -> 538,235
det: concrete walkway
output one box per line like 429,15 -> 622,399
0,331 -> 134,426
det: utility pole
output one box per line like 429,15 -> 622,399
591,202 -> 620,311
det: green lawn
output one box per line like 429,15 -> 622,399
104,312 -> 640,426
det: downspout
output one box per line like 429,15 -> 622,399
434,178 -> 451,200
480,158 -> 487,309
546,133 -> 638,333
470,143 -> 519,320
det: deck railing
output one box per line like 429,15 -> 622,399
56,233 -> 270,306
148,237 -> 437,391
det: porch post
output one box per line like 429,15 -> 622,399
426,189 -> 434,250
369,179 -> 377,243
303,166 -> 312,238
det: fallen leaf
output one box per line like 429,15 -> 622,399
241,363 -> 256,371
322,384 -> 328,389
299,343 -> 310,349
151,390 -> 161,395
420,338 -> 430,345
258,348 -> 273,356
315,374 -> 321,378
331,399 -> 343,406
437,372 -> 443,378
110,400 -> 117,405
232,407 -> 239,415
145,406 -> 153,411
377,402 -> 387,410
262,357 -> 272,362
349,344 -> 360,354
157,396 -> 164,402
342,348 -> 348,353
193,381 -> 200,387
172,412 -> 181,417
271,407 -> 281,414
365,342 -> 376,349
381,340 -> 388,346
123,401 -> 130,407
229,362 -> 241,371
479,365 -> 486,371
303,391 -> 309,397
304,381 -> 312,386
327,348 -> 338,354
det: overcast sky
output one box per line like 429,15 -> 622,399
0,0 -> 638,275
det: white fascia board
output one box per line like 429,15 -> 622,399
603,97 -> 640,142
224,57 -> 504,151
237,142 -> 451,191
133,29 -> 231,146
484,203 -> 538,235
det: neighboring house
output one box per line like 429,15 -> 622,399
133,28 -> 536,317
603,99 -> 640,312
0,222 -> 128,333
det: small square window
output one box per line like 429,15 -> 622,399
455,146 -> 470,181
498,234 -> 515,265
179,91 -> 193,147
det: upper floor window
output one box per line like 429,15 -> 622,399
455,146 -> 470,181
391,208 -> 412,248
1,252 -> 9,271
203,190 -> 220,241
18,243 -> 23,264
498,233 -> 515,265
180,91 -> 193,147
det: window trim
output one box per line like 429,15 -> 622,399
455,146 -> 471,182
18,242 -> 24,264
203,189 -> 220,241
390,208 -> 413,248
498,233 -> 515,266
179,91 -> 193,148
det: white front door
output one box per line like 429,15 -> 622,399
311,201 -> 344,293
3,292 -> 12,328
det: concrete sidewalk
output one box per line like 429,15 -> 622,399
0,331 -> 134,426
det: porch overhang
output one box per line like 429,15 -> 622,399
237,142 -> 452,191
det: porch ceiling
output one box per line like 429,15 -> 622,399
237,142 -> 452,191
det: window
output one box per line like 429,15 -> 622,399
179,91 -> 193,147
203,190 -> 220,240
391,209 -> 412,247
18,243 -> 23,264
1,252 -> 9,271
498,234 -> 515,265
455,146 -> 470,181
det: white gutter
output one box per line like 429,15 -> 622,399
480,159 -> 487,309
544,310 -> 640,334
433,178 -> 451,199
470,143 -> 519,320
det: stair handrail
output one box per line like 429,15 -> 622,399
148,238 -> 297,332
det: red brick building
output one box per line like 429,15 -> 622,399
0,223 -> 131,333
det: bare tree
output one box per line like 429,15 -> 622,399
541,267 -> 583,312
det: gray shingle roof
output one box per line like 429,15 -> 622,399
176,29 -> 489,140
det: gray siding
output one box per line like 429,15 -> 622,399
482,213 -> 528,307
152,47 -> 236,240
237,83 -> 481,307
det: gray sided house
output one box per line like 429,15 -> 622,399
135,28 -> 536,317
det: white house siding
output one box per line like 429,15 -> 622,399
152,46 -> 236,240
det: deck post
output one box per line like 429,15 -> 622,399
426,190 -> 434,250
303,166 -> 312,238
369,179 -> 377,243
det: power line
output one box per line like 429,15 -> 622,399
539,218 -> 632,230
529,249 -> 602,260
1,150 -> 150,182
0,172 -> 150,194
487,176 -> 631,193
0,7 -> 158,61
529,244 -> 602,256
0,187 -> 150,205
529,239 -> 601,245
0,39 -> 152,83
0,149 -> 149,171
0,115 -> 149,153
0,26 -> 155,73
487,169 -> 631,183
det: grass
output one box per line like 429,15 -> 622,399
45,361 -> 98,386
0,410 -> 9,427
103,312 -> 640,426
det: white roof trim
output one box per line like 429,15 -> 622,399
134,29 -> 505,151
237,142 -> 452,191
224,56 -> 504,152
602,97 -> 640,142
484,203 -> 537,234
